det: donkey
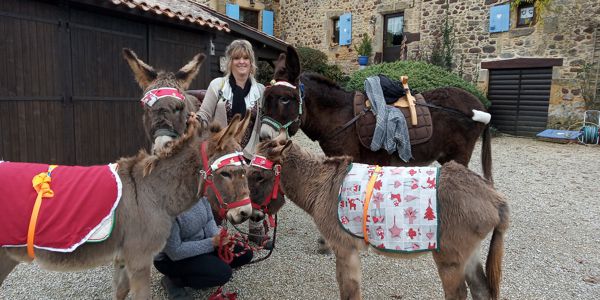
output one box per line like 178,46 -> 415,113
0,114 -> 252,299
259,46 -> 493,182
123,48 -> 203,153
247,131 -> 510,300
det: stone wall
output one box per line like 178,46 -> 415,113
275,0 -> 600,127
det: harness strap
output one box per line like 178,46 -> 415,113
249,155 -> 281,217
326,107 -> 371,140
362,166 -> 382,244
28,164 -> 58,259
200,142 -> 250,219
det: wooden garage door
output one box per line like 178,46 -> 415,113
0,0 -> 69,163
69,7 -> 149,165
488,68 -> 552,136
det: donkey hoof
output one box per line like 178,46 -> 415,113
317,237 -> 332,254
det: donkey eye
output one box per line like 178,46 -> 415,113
279,97 -> 290,105
220,171 -> 231,179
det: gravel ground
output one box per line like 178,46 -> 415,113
2,132 -> 600,299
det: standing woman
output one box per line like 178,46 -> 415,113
197,39 -> 263,158
196,39 -> 270,246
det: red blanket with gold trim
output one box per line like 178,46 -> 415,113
0,161 -> 122,252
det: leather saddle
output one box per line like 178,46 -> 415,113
186,89 -> 206,105
354,92 -> 433,148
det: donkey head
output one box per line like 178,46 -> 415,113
247,129 -> 291,220
259,46 -> 303,141
202,112 -> 253,224
123,48 -> 205,153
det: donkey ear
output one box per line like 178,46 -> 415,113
266,139 -> 291,160
176,53 -> 206,90
122,48 -> 157,89
285,46 -> 301,83
233,110 -> 251,143
216,114 -> 241,149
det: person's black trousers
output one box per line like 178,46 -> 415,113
154,246 -> 253,289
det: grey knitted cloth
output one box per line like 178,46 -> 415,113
365,76 -> 412,162
154,197 -> 219,261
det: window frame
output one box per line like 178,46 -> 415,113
516,3 -> 536,27
331,16 -> 340,45
239,7 -> 260,29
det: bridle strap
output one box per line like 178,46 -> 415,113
250,155 -> 282,215
200,141 -> 250,218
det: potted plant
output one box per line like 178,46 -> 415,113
354,34 -> 372,67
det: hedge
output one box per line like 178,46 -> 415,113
345,60 -> 490,107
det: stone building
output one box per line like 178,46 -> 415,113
197,0 -> 600,135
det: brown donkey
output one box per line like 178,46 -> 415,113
123,48 -> 204,153
0,114 -> 252,299
247,132 -> 510,300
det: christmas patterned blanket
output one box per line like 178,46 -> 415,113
338,163 -> 439,252
0,161 -> 122,254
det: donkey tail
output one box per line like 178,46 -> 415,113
486,201 -> 509,300
481,123 -> 493,184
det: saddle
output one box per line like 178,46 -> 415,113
186,89 -> 206,105
354,88 -> 433,148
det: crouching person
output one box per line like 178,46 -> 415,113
154,197 -> 253,300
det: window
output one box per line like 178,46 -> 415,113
331,17 -> 340,44
385,14 -> 404,47
240,8 -> 259,29
517,4 -> 535,26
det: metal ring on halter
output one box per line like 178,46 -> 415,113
273,164 -> 281,176
198,170 -> 208,180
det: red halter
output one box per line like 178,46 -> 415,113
250,154 -> 282,227
140,87 -> 185,107
200,141 -> 250,219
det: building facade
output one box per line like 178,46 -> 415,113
202,0 -> 600,134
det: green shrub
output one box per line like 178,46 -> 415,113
297,47 -> 349,86
297,47 -> 329,72
256,61 -> 273,85
345,60 -> 490,107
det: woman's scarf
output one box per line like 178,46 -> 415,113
229,75 -> 252,117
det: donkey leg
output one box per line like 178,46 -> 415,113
112,259 -> 130,300
0,250 -> 19,286
464,248 -> 491,300
126,263 -> 152,300
333,247 -> 362,300
433,253 -> 468,300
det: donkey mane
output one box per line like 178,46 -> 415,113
301,72 -> 342,89
300,73 -> 353,109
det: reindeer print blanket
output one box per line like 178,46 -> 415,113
338,163 -> 439,253
0,161 -> 122,252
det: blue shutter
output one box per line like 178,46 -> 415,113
339,13 -> 352,46
226,4 -> 240,20
489,4 -> 510,33
262,10 -> 274,36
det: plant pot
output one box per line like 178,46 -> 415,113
357,55 -> 369,66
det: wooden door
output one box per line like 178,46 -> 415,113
0,0 -> 70,164
69,7 -> 148,164
149,24 -> 210,89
